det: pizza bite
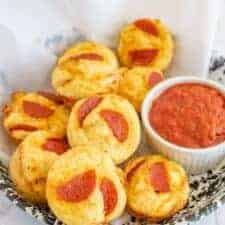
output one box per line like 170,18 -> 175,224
118,18 -> 174,71
117,66 -> 163,111
52,41 -> 120,99
46,146 -> 126,225
67,94 -> 141,164
3,91 -> 69,141
124,155 -> 190,222
9,131 -> 69,203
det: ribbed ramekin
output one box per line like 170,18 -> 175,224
141,76 -> 225,174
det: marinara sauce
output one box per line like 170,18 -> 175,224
149,84 -> 225,148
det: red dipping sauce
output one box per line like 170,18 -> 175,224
149,84 -> 225,148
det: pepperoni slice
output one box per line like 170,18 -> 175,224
149,162 -> 170,193
60,96 -> 76,107
9,124 -> 38,132
148,72 -> 163,87
100,110 -> 128,142
57,170 -> 96,202
126,159 -> 146,182
38,91 -> 76,107
78,96 -> 102,125
100,178 -> 118,216
134,19 -> 158,36
23,101 -> 54,118
73,53 -> 103,61
38,91 -> 64,104
129,49 -> 158,65
42,138 -> 69,155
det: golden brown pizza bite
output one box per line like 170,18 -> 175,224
124,155 -> 190,222
46,146 -> 126,225
67,94 -> 141,164
51,41 -> 120,100
3,91 -> 69,141
118,18 -> 174,71
9,131 -> 69,203
118,66 -> 163,111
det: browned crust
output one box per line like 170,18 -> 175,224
163,33 -> 175,74
2,104 -> 12,117
9,146 -> 47,204
2,91 -> 26,141
124,156 -> 147,184
126,159 -> 146,183
127,196 -> 189,223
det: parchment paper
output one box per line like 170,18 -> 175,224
0,0 -> 222,165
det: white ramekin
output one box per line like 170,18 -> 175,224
141,76 -> 225,174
